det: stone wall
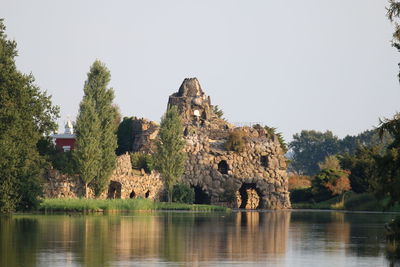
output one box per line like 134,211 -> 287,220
183,127 -> 290,209
43,153 -> 164,200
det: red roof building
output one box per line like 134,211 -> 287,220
51,120 -> 76,152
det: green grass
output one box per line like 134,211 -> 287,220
38,198 -> 230,213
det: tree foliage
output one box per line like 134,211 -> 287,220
339,147 -> 379,193
212,105 -> 224,119
74,61 -> 117,197
367,1 -> 400,206
154,105 -> 187,203
116,117 -> 134,155
318,155 -> 341,171
0,19 -> 59,212
289,130 -> 340,175
312,169 -> 351,201
74,97 -> 101,197
289,129 -> 391,176
172,184 -> 194,204
388,0 -> 400,51
130,152 -> 154,174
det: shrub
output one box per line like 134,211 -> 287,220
130,152 -> 154,174
290,188 -> 313,203
224,130 -> 246,152
52,151 -> 78,175
288,175 -> 312,190
312,169 -> 351,202
172,184 -> 195,204
343,193 -> 381,211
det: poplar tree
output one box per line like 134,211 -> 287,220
0,19 -> 59,212
74,97 -> 101,198
154,105 -> 187,202
75,60 -> 117,197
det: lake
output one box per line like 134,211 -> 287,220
0,210 -> 397,267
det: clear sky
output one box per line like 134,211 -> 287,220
2,0 -> 399,141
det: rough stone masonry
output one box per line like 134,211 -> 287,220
44,78 -> 291,209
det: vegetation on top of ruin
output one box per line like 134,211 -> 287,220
212,105 -> 224,119
263,125 -> 288,153
130,152 -> 154,174
224,130 -> 247,152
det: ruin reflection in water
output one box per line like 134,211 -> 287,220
0,211 -> 396,266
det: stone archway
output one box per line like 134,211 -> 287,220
108,181 -> 122,199
129,190 -> 136,199
237,183 -> 261,209
192,185 -> 211,204
145,190 -> 150,198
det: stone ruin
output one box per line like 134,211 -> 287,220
169,78 -> 291,209
44,78 -> 291,209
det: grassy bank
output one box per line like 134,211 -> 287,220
292,192 -> 400,212
39,198 -> 230,213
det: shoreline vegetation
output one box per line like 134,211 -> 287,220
38,198 -> 230,213
36,193 -> 400,214
291,192 -> 400,212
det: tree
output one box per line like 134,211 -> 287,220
339,147 -> 379,193
312,157 -> 351,201
312,169 -> 351,202
0,19 -> 59,212
154,105 -> 186,203
116,117 -> 134,155
289,130 -> 340,175
318,155 -> 341,171
74,97 -> 101,198
74,61 -> 117,197
368,1 -> 400,206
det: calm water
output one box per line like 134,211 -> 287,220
0,210 -> 398,267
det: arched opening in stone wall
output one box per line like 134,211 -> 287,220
108,181 -> 122,199
237,183 -> 261,209
184,127 -> 189,137
145,190 -> 150,198
192,186 -> 211,204
218,160 -> 229,175
129,190 -> 136,199
260,156 -> 268,168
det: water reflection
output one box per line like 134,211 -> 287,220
0,211 -> 395,266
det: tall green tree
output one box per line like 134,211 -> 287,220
154,105 -> 187,203
0,19 -> 59,212
74,60 -> 117,197
74,97 -> 101,198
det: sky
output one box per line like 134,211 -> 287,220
2,0 -> 400,141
